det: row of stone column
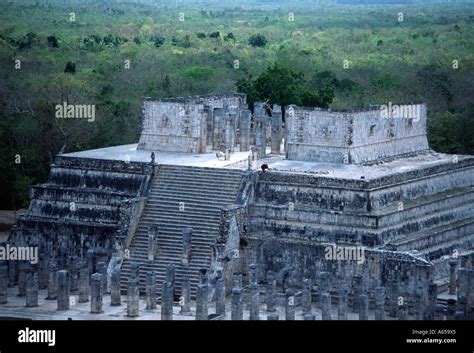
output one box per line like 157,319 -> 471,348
227,269 -> 439,321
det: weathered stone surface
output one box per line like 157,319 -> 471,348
161,281 -> 173,320
145,271 -> 156,310
0,264 -> 8,304
57,270 -> 70,310
127,277 -> 139,317
25,269 -> 38,308
321,292 -> 332,320
302,278 -> 312,315
285,288 -> 295,321
46,260 -> 58,300
196,283 -> 209,320
180,275 -> 191,315
231,287 -> 244,320
111,267 -> 121,306
78,265 -> 90,303
90,273 -> 103,314
266,271 -> 276,312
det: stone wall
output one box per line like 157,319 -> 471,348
8,156 -> 152,279
286,104 -> 429,164
242,237 -> 434,313
137,93 -> 247,153
138,100 -> 206,153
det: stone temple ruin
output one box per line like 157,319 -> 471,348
1,93 -> 473,320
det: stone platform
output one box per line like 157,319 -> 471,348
64,144 -> 254,169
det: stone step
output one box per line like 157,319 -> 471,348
154,180 -> 240,191
158,165 -> 242,175
137,217 -> 219,233
31,185 -> 134,205
145,199 -> 230,210
153,181 -> 240,191
121,165 -> 242,295
131,243 -> 211,252
148,193 -> 236,205
138,211 -> 221,222
388,216 -> 474,252
383,201 -> 474,245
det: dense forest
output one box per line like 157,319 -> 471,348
0,0 -> 473,209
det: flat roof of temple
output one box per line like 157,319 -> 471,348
260,151 -> 474,181
63,144 -> 474,181
63,144 -> 252,168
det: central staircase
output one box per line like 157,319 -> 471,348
120,164 -> 243,297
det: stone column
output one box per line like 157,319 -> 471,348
97,261 -> 108,294
161,281 -> 174,320
425,283 -> 437,320
127,276 -> 139,317
285,288 -> 295,320
388,280 -> 398,317
38,256 -> 48,290
397,303 -> 408,320
68,256 -> 79,292
215,273 -> 226,317
351,275 -> 362,312
179,275 -> 191,315
145,271 -> 156,310
231,287 -> 244,320
212,108 -> 223,150
130,262 -> 140,282
458,268 -> 473,314
18,261 -> 28,297
195,283 -> 209,320
205,105 -> 213,147
57,270 -> 70,310
449,259 -> 457,295
25,269 -> 38,308
110,267 -> 121,306
86,249 -> 94,279
232,273 -> 242,289
79,265 -> 90,303
224,116 -> 233,159
240,109 -> 251,152
321,292 -> 332,320
0,263 -> 8,304
249,263 -> 259,320
46,260 -> 58,300
374,286 -> 386,321
166,263 -> 175,299
302,278 -> 312,315
199,107 -> 207,153
148,225 -> 157,261
182,228 -> 192,266
271,104 -> 282,154
90,273 -> 103,313
338,282 -> 349,320
358,294 -> 369,320
266,271 -> 276,312
230,111 -> 237,152
8,256 -> 18,287
255,103 -> 266,159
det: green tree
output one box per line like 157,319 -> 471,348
47,35 -> 59,48
249,33 -> 267,47
236,64 -> 335,115
64,61 -> 76,74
